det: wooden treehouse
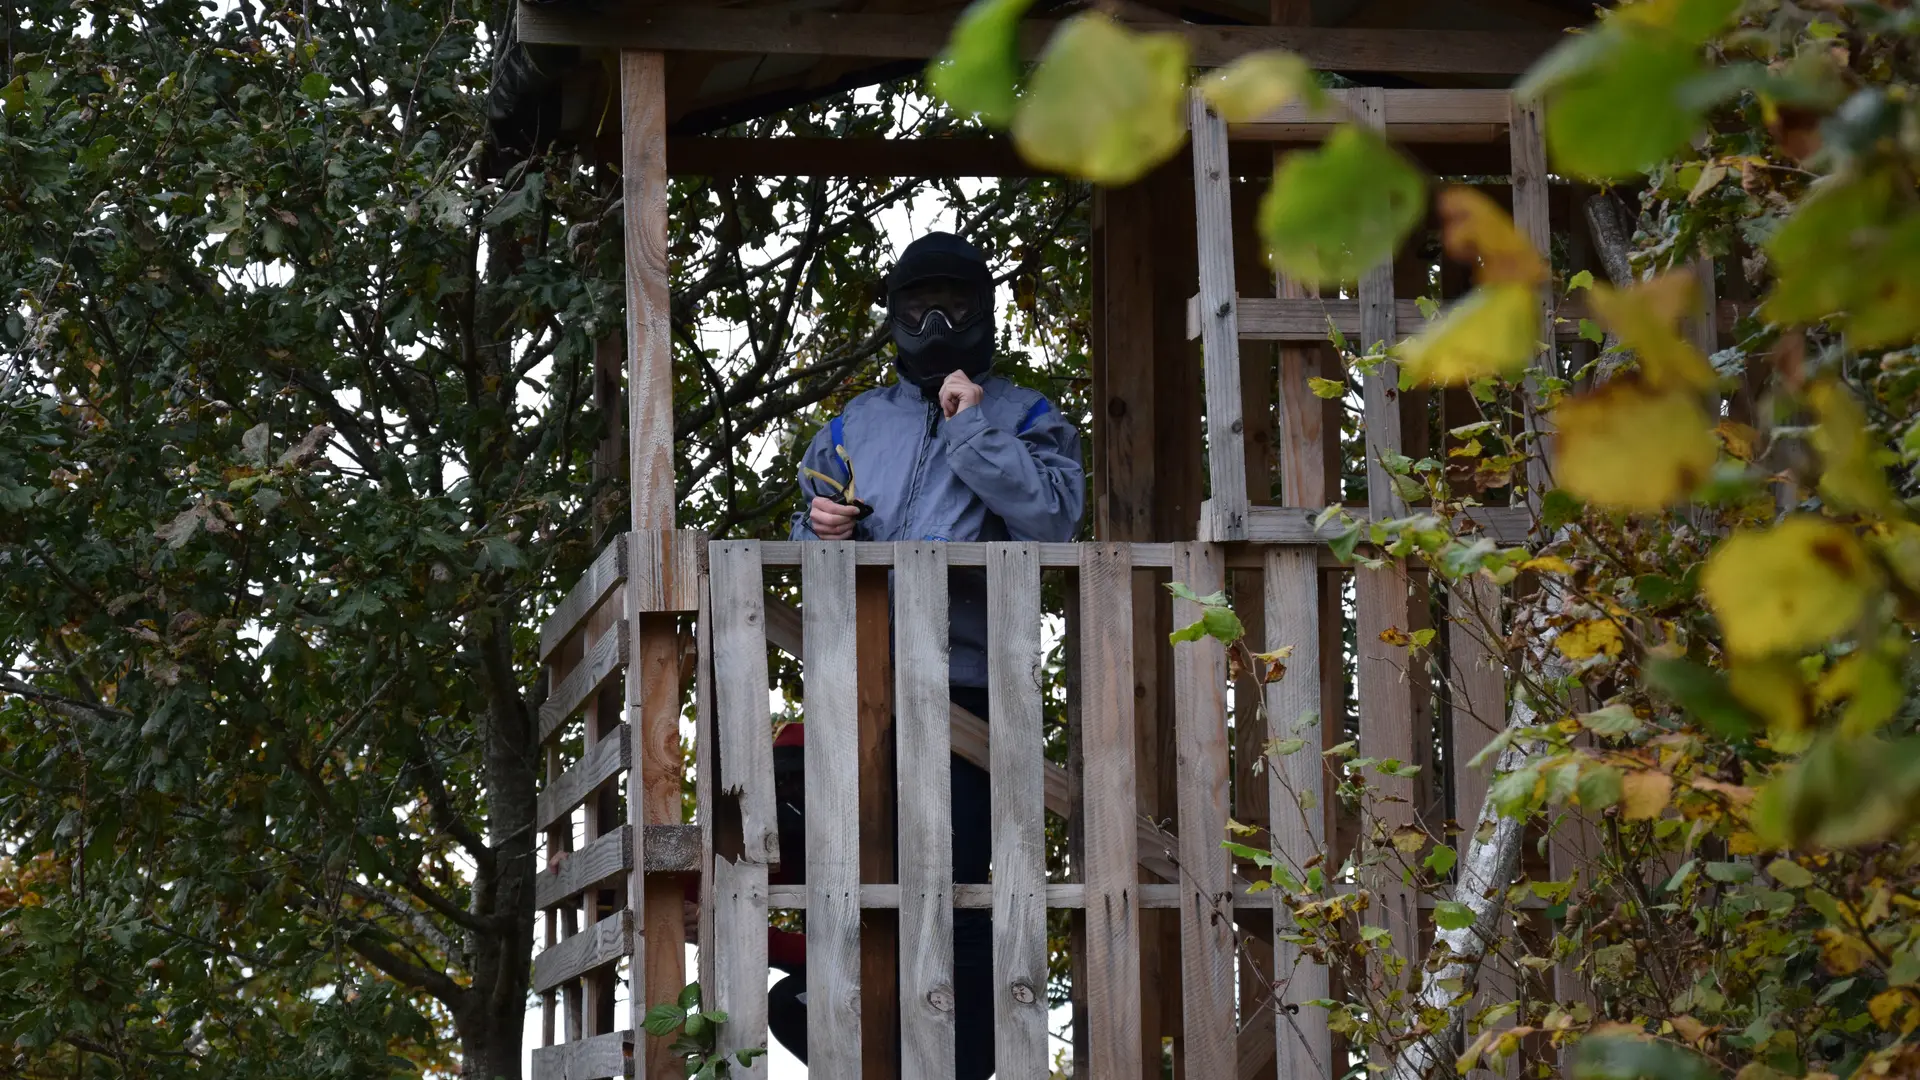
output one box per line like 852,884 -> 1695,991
507,2 -> 1739,1077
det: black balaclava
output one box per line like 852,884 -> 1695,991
886,231 -> 995,398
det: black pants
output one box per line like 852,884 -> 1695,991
767,685 -> 995,1080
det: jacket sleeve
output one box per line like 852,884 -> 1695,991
787,423 -> 846,541
941,397 -> 1085,542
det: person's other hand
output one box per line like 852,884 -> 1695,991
809,496 -> 860,539
939,370 -> 984,419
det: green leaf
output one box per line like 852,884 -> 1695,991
1424,845 -> 1457,877
1222,840 -> 1275,867
1259,125 -> 1426,287
642,1003 -> 687,1038
1010,13 -> 1189,186
1578,317 -> 1604,344
1433,900 -> 1476,931
1307,376 -> 1346,399
1703,860 -> 1752,884
1165,581 -> 1228,607
1763,169 -> 1920,349
1644,656 -> 1758,738
1200,605 -> 1244,645
299,71 -> 332,100
1578,704 -> 1642,737
1535,31 -> 1707,181
1196,49 -> 1324,122
1765,857 -> 1813,889
678,983 -> 702,1010
1358,924 -> 1391,944
927,0 -> 1037,125
1571,1033 -> 1716,1080
1576,764 -> 1623,811
1568,269 -> 1595,292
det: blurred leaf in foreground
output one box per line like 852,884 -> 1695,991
1553,379 -> 1717,511
927,0 -> 1037,125
1397,284 -> 1540,386
1701,516 -> 1878,660
1259,125 -> 1424,287
1011,13 -> 1188,186
1195,49 -> 1324,123
1585,271 -> 1716,391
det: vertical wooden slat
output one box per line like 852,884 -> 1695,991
1509,96 -> 1555,510
988,544 -> 1049,1076
1065,576 -> 1091,1078
803,543 -> 863,1078
1266,547 -> 1331,1080
893,543 -> 956,1080
708,542 -> 772,1078
855,566 -> 899,1080
694,582 -> 716,999
1190,94 -> 1249,540
1172,543 -> 1236,1079
1082,543 -> 1144,1080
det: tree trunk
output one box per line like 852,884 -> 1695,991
457,994 -> 529,1080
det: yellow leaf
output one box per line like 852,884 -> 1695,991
1195,49 -> 1324,123
1556,618 -> 1624,660
1554,379 -> 1718,511
1436,186 -> 1548,286
1620,770 -> 1673,820
1396,284 -> 1540,386
1521,555 -> 1575,575
1587,272 -> 1718,392
1011,14 -> 1189,186
1818,927 -> 1874,976
1728,658 -> 1808,745
1669,1014 -> 1711,1046
1701,517 -> 1879,659
1726,830 -> 1763,855
1869,989 -> 1920,1035
1809,379 -> 1897,515
1716,419 -> 1759,461
1307,376 -> 1346,399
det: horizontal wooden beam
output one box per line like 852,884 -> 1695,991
533,910 -> 632,994
1187,294 -> 1752,343
536,823 -> 632,911
516,6 -> 1563,75
1232,88 -> 1512,143
538,619 -> 630,745
531,1030 -> 633,1080
537,724 -> 631,832
539,538 -> 627,662
1236,504 -> 1534,546
765,881 -> 1402,910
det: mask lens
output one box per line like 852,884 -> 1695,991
896,279 -> 977,328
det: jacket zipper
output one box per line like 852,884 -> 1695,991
899,399 -> 941,537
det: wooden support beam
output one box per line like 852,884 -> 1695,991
1191,94 -> 1250,541
517,6 -> 1563,75
988,544 -> 1050,1077
531,1031 -> 634,1080
854,565 -> 898,1080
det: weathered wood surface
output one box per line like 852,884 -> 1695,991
1510,96 -> 1557,505
539,620 -> 629,744
1190,95 -> 1249,541
1355,560 -> 1422,953
629,528 -> 705,613
764,882 -> 1309,910
518,7 -> 1563,75
710,854 -> 770,1080
537,723 -> 631,832
536,824 -> 633,911
754,539 -> 1365,568
534,910 -> 632,995
854,565 -> 899,1080
1448,574 -> 1507,864
540,538 -> 628,662
1266,547 -> 1333,1080
530,1030 -> 633,1080
708,541 -> 779,865
695,575 -> 717,995
987,544 -> 1049,1077
893,544 -> 955,1079
1171,543 -> 1236,1079
622,51 -> 674,537
1080,543 -> 1144,1080
1240,505 -> 1532,546
802,543 -> 863,1077
1188,294 -> 1701,343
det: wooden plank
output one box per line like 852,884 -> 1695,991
1237,87 -> 1513,130
892,543 -> 955,1079
855,566 -> 899,1080
534,910 -> 632,995
1080,543 -> 1143,1080
1266,547 -> 1333,1080
623,51 -> 675,537
517,7 -> 1563,75
1241,505 -> 1533,545
987,544 -> 1049,1077
1191,95 -> 1249,541
630,614 -> 688,1078
710,854 -> 770,1080
1355,560 -> 1421,951
1509,97 -> 1556,509
1193,293 -> 1740,343
539,620 -> 630,745
1449,574 -> 1507,854
695,570 -> 717,997
630,529 -> 706,613
537,824 -> 634,911
540,539 -> 629,662
755,539 -> 1379,567
538,724 -> 631,832
1170,543 -> 1236,1079
708,542 -> 779,866
531,1030 -> 633,1080
765,882 -> 1305,910
802,542 -> 863,1078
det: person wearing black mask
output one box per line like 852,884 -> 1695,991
767,231 -> 1085,1078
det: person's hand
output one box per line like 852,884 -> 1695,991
939,370 -> 984,419
809,496 -> 860,539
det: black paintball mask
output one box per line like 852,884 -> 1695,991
886,232 -> 995,398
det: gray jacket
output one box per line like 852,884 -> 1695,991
789,374 -> 1085,687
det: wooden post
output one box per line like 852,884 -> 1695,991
856,566 -> 899,1080
1082,543 -> 1144,1080
1190,94 -> 1249,541
1509,98 -> 1555,511
805,544 -> 865,1078
894,544 -> 956,1080
987,545 -> 1049,1077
